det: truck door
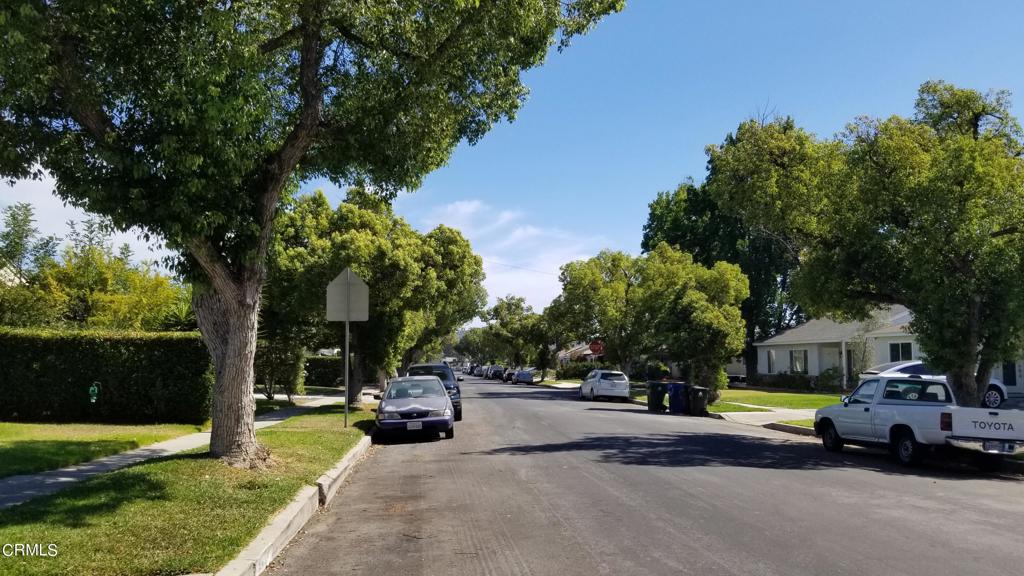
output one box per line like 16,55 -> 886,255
835,379 -> 879,440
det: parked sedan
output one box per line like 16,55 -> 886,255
579,369 -> 630,401
503,367 -> 516,382
486,365 -> 505,379
860,360 -> 1014,409
375,376 -> 455,439
406,363 -> 463,421
514,368 -> 535,384
472,365 -> 485,377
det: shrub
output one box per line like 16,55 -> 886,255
555,361 -> 617,380
304,355 -> 342,388
254,340 -> 306,400
0,328 -> 212,424
757,372 -> 815,391
630,359 -> 671,381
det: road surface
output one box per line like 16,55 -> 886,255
268,377 -> 1024,576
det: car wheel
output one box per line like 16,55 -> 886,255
983,387 -> 1004,408
444,427 -> 455,439
894,429 -> 924,466
821,421 -> 844,453
578,386 -> 585,400
455,409 -> 462,422
589,388 -> 596,401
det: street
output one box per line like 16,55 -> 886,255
268,377 -> 1024,576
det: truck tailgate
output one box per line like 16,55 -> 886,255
952,408 -> 1024,441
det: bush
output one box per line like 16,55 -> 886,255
757,372 -> 815,391
255,340 -> 305,400
630,360 -> 671,381
555,361 -> 617,380
304,355 -> 341,388
0,328 -> 212,424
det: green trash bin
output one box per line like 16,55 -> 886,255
688,385 -> 709,416
646,381 -> 668,412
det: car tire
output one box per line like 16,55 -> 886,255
983,387 -> 1004,409
578,387 -> 585,400
894,429 -> 924,466
444,427 -> 455,439
589,388 -> 596,401
455,409 -> 462,422
821,421 -> 844,453
974,453 -> 1005,472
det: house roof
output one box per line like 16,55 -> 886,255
754,305 -> 911,347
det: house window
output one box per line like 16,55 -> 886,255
767,350 -> 775,373
789,350 -> 808,374
889,342 -> 913,362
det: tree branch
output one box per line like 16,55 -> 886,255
990,225 -> 1022,239
188,239 -> 241,301
327,17 -> 420,61
260,25 -> 303,53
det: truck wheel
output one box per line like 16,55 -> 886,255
894,430 -> 924,466
983,387 -> 1004,408
821,421 -> 844,453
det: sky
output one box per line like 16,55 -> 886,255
4,0 -> 1024,312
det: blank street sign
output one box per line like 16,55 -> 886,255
326,268 -> 369,322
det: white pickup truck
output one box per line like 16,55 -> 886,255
814,375 -> 1024,469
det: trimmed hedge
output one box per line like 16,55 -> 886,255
555,361 -> 618,381
0,328 -> 213,424
255,340 -> 306,399
304,355 -> 341,388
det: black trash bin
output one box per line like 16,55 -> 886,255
667,382 -> 690,414
688,386 -> 709,416
646,381 -> 668,412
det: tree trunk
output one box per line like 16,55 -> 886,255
743,320 -> 758,386
349,353 -> 364,407
193,282 -> 269,469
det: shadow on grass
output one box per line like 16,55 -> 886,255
467,431 -> 1023,482
0,440 -> 139,479
0,464 -> 169,529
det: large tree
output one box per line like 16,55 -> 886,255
713,82 -> 1024,407
0,1 -> 623,466
643,179 -> 799,383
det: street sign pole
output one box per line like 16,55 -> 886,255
326,266 -> 369,430
344,269 -> 351,428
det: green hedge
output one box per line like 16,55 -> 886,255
255,340 -> 306,399
555,361 -> 618,381
0,328 -> 212,424
304,356 -> 341,388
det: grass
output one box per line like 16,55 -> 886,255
0,405 -> 375,576
719,389 -> 842,410
302,386 -> 345,396
254,398 -> 296,416
0,422 -> 205,480
707,402 -> 771,413
779,419 -> 815,428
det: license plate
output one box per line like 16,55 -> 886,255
983,440 -> 1013,452
406,421 -> 423,431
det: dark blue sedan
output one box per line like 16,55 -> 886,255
375,376 -> 455,439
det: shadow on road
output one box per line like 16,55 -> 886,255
469,431 -> 1022,482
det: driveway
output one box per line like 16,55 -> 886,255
268,378 -> 1023,576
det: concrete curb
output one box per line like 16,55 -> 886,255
763,422 -> 816,436
316,435 -> 372,506
215,432 -> 374,576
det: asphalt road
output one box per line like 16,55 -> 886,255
268,377 -> 1024,576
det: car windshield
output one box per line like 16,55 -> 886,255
407,366 -> 454,386
385,379 -> 446,399
602,372 -> 627,381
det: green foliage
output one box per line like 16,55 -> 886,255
717,82 -> 1024,406
484,295 -> 545,367
0,328 -> 212,424
304,356 -> 342,389
555,361 -> 617,381
254,340 -> 306,401
0,202 -> 58,277
630,359 -> 671,381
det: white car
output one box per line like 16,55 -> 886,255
860,360 -> 1017,408
579,370 -> 630,401
815,375 -> 1024,468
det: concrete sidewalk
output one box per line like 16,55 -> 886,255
715,406 -> 817,426
0,395 -> 355,510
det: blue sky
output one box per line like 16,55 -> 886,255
5,0 -> 1024,311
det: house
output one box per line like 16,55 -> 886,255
0,260 -> 24,286
754,306 -> 920,386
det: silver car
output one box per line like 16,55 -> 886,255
375,376 -> 455,439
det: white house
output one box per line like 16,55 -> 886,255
0,261 -> 24,286
754,306 -> 920,385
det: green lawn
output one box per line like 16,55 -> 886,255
779,419 -> 815,428
708,402 -> 771,413
0,405 -> 375,576
720,389 -> 842,410
254,398 -> 296,416
302,385 -> 345,396
0,422 -> 205,480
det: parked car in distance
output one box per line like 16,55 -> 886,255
473,365 -> 485,377
860,360 -> 1016,409
814,375 -> 1024,468
374,376 -> 455,439
503,367 -> 516,382
579,370 -> 630,401
487,365 -> 505,380
406,363 -> 462,421
514,368 -> 535,384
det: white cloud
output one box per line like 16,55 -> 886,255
403,197 -> 610,315
0,175 -> 172,265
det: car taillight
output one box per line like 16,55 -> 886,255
940,412 -> 952,432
